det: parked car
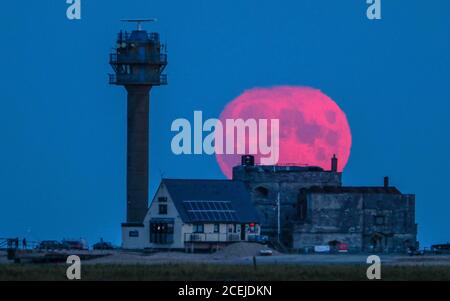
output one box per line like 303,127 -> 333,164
259,249 -> 273,256
254,235 -> 269,243
93,241 -> 114,250
62,239 -> 88,250
431,243 -> 450,253
38,240 -> 63,251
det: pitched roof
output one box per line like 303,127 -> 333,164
161,179 -> 259,224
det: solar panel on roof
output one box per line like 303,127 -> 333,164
196,202 -> 204,210
210,202 -> 217,210
192,211 -> 200,221
185,202 -> 193,211
182,200 -> 237,222
204,202 -> 212,210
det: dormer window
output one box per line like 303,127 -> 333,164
159,204 -> 168,215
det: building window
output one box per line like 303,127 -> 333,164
123,64 -> 131,74
228,224 -> 238,233
193,224 -> 204,233
214,224 -> 220,233
150,221 -> 174,244
374,215 -> 385,226
158,196 -> 167,202
129,230 -> 139,237
255,186 -> 269,198
159,204 -> 168,215
227,224 -> 240,233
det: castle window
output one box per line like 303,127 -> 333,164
298,189 -> 308,221
374,215 -> 385,226
158,196 -> 167,202
255,186 -> 269,198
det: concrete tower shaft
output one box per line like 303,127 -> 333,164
109,21 -> 167,223
126,86 -> 150,223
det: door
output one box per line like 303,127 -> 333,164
240,224 -> 246,241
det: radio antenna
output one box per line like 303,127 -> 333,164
121,18 -> 157,31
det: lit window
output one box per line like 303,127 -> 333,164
150,222 -> 174,244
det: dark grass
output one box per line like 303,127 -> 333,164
1,264 -> 450,281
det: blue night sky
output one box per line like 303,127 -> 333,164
0,0 -> 449,247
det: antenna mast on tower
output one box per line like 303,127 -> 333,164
120,18 -> 157,31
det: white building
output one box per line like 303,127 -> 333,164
122,179 -> 261,251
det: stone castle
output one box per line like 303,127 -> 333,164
233,155 -> 418,253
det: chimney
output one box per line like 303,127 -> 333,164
331,154 -> 338,172
384,176 -> 389,188
241,155 -> 255,166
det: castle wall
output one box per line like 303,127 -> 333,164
232,161 -> 417,253
293,192 -> 417,252
293,193 -> 364,251
233,165 -> 342,186
232,165 -> 342,242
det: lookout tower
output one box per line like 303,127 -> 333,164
109,19 -> 168,223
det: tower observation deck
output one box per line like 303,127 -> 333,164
109,19 -> 168,224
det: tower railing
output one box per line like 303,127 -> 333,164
117,31 -> 160,42
110,53 -> 167,65
109,73 -> 167,85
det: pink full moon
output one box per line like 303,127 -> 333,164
215,86 -> 352,179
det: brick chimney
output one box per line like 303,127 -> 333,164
241,155 -> 255,166
331,154 -> 338,172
